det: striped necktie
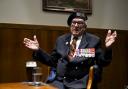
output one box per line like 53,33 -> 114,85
69,37 -> 78,58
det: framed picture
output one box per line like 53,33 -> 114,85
43,0 -> 92,14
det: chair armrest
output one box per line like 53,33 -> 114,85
87,66 -> 94,89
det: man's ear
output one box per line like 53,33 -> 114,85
85,21 -> 87,24
84,24 -> 87,28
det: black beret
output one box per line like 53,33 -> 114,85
67,12 -> 88,26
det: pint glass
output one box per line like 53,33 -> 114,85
26,61 -> 37,82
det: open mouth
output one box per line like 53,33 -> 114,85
74,28 -> 81,32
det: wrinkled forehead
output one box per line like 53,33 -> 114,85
72,18 -> 85,22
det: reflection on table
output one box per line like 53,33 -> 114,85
0,82 -> 58,89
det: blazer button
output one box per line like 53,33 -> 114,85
75,66 -> 78,69
81,62 -> 84,64
74,78 -> 77,80
63,76 -> 66,79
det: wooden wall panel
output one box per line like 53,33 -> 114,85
0,23 -> 128,89
0,23 -> 68,83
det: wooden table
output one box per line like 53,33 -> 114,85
0,82 -> 58,89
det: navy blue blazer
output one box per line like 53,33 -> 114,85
33,32 -> 112,88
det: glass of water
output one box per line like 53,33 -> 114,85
32,67 -> 43,86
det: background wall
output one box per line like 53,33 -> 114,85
0,0 -> 128,30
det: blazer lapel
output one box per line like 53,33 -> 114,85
78,33 -> 88,49
64,33 -> 71,56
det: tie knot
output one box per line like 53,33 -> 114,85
73,37 -> 78,41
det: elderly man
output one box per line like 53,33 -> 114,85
23,12 -> 117,89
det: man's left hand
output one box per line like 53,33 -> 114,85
105,30 -> 117,48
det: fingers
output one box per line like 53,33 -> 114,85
23,35 -> 38,44
112,31 -> 117,38
23,38 -> 35,49
23,38 -> 31,44
33,35 -> 37,42
106,30 -> 111,37
107,30 -> 117,38
23,38 -> 30,48
23,38 -> 28,44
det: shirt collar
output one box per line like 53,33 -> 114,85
71,35 -> 82,41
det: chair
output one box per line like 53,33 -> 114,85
47,66 -> 95,89
87,66 -> 94,89
46,67 -> 56,83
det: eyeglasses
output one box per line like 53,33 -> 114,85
72,21 -> 84,25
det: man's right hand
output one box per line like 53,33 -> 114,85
23,35 -> 39,50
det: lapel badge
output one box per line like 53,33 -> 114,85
65,42 -> 69,45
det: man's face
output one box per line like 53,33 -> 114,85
70,18 -> 86,37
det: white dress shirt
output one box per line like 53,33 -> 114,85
70,35 -> 82,49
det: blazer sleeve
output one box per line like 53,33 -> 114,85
95,39 -> 112,67
32,39 -> 62,67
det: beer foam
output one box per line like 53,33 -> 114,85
26,61 -> 37,67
